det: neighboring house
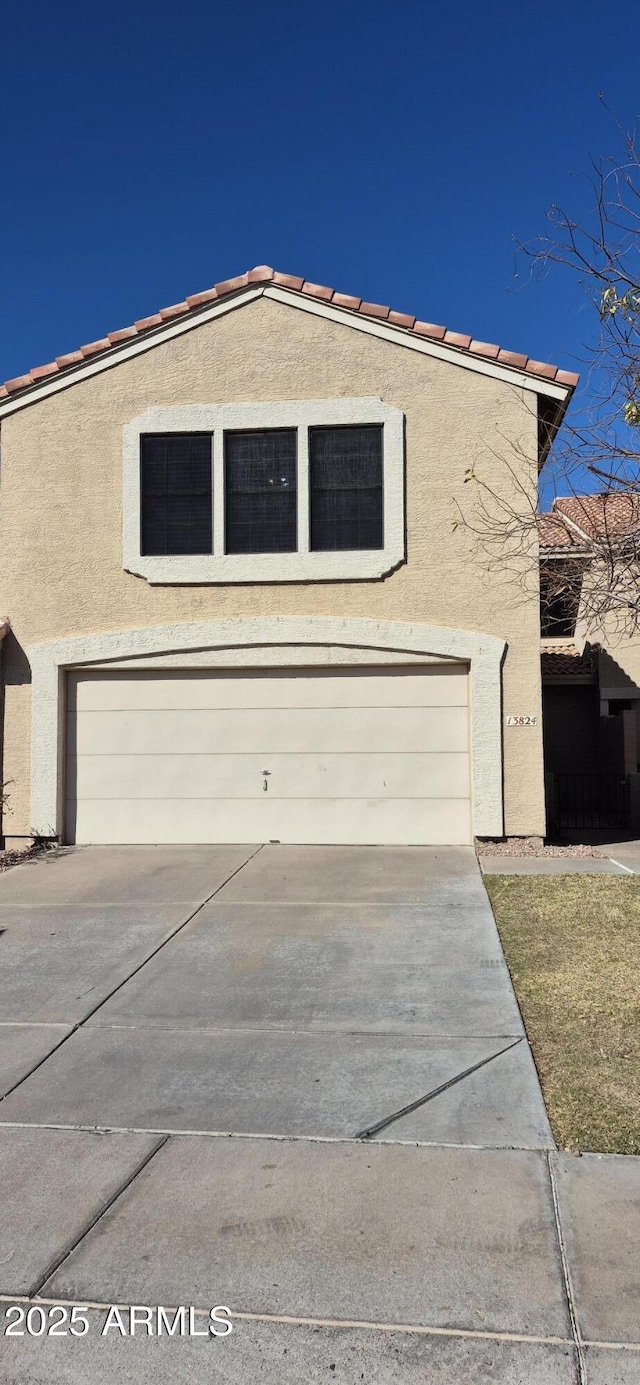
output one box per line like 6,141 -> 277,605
539,493 -> 640,831
0,265 -> 577,847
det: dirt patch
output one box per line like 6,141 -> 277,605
0,841 -> 58,873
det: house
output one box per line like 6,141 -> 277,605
0,265 -> 577,847
539,493 -> 640,831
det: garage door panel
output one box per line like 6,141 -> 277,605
66,666 -> 472,846
69,751 -> 470,800
67,797 -> 471,847
70,667 -> 467,712
71,706 -> 469,756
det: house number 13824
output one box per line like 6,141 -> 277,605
506,715 -> 537,727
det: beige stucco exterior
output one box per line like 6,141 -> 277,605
578,603 -> 640,701
598,641 -> 640,697
0,292 -> 547,840
571,549 -> 640,697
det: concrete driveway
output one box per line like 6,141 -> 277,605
0,845 -> 638,1383
0,843 -> 548,1146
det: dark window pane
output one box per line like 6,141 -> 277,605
225,430 -> 297,554
309,425 -> 383,551
140,434 -> 212,555
540,569 -> 580,637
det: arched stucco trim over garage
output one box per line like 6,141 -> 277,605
26,617 -> 506,840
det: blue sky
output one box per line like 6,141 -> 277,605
1,0 -> 637,410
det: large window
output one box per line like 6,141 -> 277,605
310,425 -> 383,551
140,434 -> 212,556
123,399 -> 404,583
225,430 -> 297,554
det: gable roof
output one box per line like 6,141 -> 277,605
539,493 -> 640,550
0,265 -> 579,416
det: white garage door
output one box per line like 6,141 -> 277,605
66,666 -> 471,845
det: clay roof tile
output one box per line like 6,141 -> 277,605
159,302 -> 189,320
414,321 -> 446,340
55,350 -> 85,367
107,327 -> 138,345
214,273 -> 249,296
272,272 -> 304,290
389,310 -> 416,329
247,265 -> 274,283
29,362 -> 59,381
186,288 -> 218,308
497,349 -> 528,369
538,512 -> 577,548
4,374 -> 33,393
444,330 -> 471,348
80,338 -> 111,357
525,359 -> 557,379
358,301 -> 390,320
301,280 -> 334,301
333,292 -> 362,310
134,314 -> 163,332
469,340 -> 500,360
541,646 -> 596,677
553,493 -> 640,541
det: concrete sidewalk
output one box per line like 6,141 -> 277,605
479,854 -> 633,875
0,1129 -> 638,1382
601,837 -> 640,873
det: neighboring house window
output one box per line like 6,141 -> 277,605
309,426 -> 383,552
140,434 -> 212,556
540,568 -> 579,637
123,398 -> 404,584
225,430 -> 297,554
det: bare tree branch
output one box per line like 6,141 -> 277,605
459,117 -> 640,638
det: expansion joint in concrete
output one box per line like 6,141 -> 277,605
29,1135 -> 170,1299
0,844 -> 265,1107
546,1151 -> 587,1385
353,1037 -> 523,1140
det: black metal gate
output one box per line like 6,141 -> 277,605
552,773 -> 630,830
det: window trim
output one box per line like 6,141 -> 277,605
123,398 -> 404,583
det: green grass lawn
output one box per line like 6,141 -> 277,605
483,874 -> 640,1155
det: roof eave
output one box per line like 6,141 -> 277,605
539,545 -> 591,558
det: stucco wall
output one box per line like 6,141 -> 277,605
575,581 -> 640,697
598,645 -> 640,695
0,295 -> 544,838
576,567 -> 640,697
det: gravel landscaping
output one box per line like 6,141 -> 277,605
477,838 -> 606,858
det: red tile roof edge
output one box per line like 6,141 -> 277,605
539,494 -> 640,548
0,265 -> 580,404
541,645 -> 596,677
